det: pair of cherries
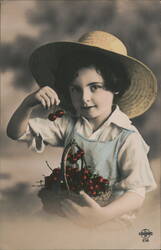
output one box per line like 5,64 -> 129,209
67,150 -> 84,163
48,110 -> 65,121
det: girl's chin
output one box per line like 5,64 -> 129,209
80,109 -> 112,122
80,112 -> 100,120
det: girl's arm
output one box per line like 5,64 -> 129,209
60,191 -> 144,227
7,101 -> 33,140
7,86 -> 60,140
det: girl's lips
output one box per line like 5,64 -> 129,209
81,105 -> 96,110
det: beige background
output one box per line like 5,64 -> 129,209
1,1 -> 161,249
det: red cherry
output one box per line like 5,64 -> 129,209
71,157 -> 78,163
52,168 -> 60,176
55,110 -> 65,117
103,179 -> 109,184
76,153 -> 82,159
48,114 -> 57,121
95,184 -> 100,189
97,176 -> 104,182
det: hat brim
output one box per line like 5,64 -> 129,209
29,41 -> 157,118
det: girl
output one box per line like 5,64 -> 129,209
7,31 -> 157,228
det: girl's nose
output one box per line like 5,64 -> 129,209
82,90 -> 91,103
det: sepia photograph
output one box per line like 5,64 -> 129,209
1,0 -> 161,249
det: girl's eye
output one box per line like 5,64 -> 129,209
90,85 -> 103,92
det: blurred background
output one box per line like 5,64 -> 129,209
0,1 -> 161,249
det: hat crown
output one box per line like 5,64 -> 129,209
78,31 -> 127,56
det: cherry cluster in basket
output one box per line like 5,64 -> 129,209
45,166 -> 110,197
67,149 -> 84,164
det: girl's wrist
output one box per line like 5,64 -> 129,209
20,98 -> 35,114
22,95 -> 38,109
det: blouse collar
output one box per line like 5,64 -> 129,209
80,105 -> 133,131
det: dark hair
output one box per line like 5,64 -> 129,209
55,49 -> 130,111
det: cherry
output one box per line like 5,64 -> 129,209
95,184 -> 100,190
76,153 -> 82,159
71,157 -> 78,163
89,185 -> 94,190
84,169 -> 89,174
97,176 -> 104,182
52,168 -> 61,178
88,180 -> 93,185
48,114 -> 57,121
55,110 -> 65,117
103,179 -> 109,184
48,110 -> 65,121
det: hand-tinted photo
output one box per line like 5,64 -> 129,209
1,1 -> 161,249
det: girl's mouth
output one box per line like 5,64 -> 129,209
81,105 -> 96,110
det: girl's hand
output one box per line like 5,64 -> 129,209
60,191 -> 108,228
23,86 -> 60,109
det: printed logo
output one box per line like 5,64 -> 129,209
139,228 -> 153,242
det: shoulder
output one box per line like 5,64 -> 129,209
105,105 -> 135,140
109,107 -> 149,152
109,106 -> 134,131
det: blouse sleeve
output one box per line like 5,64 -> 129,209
116,131 -> 157,198
17,107 -> 72,153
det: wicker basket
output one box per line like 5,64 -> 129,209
38,139 -> 112,214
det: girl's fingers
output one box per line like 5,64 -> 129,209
47,89 -> 60,105
42,86 -> 60,106
44,92 -> 55,106
39,94 -> 51,109
34,87 -> 60,109
80,191 -> 99,208
39,97 -> 46,108
55,95 -> 60,106
45,90 -> 60,106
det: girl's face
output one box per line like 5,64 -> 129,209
69,66 -> 114,125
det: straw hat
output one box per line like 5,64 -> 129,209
29,31 -> 157,118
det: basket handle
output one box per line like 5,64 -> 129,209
60,139 -> 87,191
